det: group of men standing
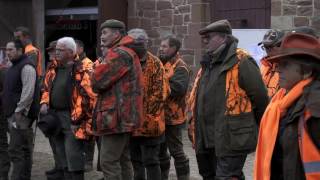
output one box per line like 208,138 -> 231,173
0,17 -> 318,180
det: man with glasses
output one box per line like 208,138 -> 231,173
259,29 -> 285,97
40,37 -> 96,180
188,19 -> 268,180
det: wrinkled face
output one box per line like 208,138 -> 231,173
55,43 -> 74,62
201,32 -> 226,52
159,39 -> 176,61
13,31 -> 28,46
275,58 -> 303,90
100,28 -> 119,48
6,42 -> 22,61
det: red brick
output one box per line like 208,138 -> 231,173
191,3 -> 210,22
144,11 -> 159,18
141,18 -> 152,30
157,1 -> 172,10
184,14 -> 191,22
283,5 -> 297,15
178,5 -> 191,13
152,20 -> 160,27
172,0 -> 184,6
160,10 -> 173,26
294,16 -> 309,27
137,0 -> 156,10
283,0 -> 297,5
311,17 -> 320,30
128,17 -> 140,29
296,0 -> 312,6
174,15 -> 183,25
271,1 -> 282,16
316,0 -> 320,9
175,25 -> 188,35
297,6 -> 313,16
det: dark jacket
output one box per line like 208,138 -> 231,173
92,36 -> 144,135
195,41 -> 269,156
271,80 -> 320,180
2,55 -> 37,118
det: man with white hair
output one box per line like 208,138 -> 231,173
40,37 -> 96,180
128,28 -> 169,180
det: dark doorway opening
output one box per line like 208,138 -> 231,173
45,18 -> 97,65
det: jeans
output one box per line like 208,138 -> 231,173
130,136 -> 164,180
100,133 -> 133,180
159,125 -> 190,180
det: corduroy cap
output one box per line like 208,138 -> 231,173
100,19 -> 125,30
199,19 -> 232,35
46,40 -> 57,51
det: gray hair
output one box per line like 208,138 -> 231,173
57,37 -> 76,55
128,28 -> 149,43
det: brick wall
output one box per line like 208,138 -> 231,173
127,0 -> 211,70
271,0 -> 320,31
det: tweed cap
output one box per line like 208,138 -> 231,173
100,19 -> 125,30
290,26 -> 318,38
46,40 -> 57,51
199,19 -> 232,35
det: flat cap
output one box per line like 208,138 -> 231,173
199,19 -> 232,35
46,40 -> 57,51
100,19 -> 125,30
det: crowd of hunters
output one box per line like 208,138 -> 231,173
0,18 -> 319,180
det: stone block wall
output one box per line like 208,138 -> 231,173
271,0 -> 320,31
128,0 -> 212,70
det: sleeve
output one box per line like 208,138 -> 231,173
307,117 -> 320,149
169,66 -> 190,97
15,65 -> 36,115
238,58 -> 269,125
92,49 -> 132,93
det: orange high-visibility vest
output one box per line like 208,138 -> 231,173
25,44 -> 42,76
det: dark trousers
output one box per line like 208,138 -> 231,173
49,136 -> 63,170
53,110 -> 85,172
0,116 -> 10,178
84,138 -> 95,166
100,133 -> 133,180
159,125 -> 190,180
8,127 -> 34,180
196,147 -> 246,180
130,136 -> 164,180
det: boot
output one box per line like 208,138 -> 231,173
47,169 -> 64,180
177,174 -> 190,180
71,170 -> 84,180
63,169 -> 72,180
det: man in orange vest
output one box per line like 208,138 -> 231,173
254,32 -> 320,180
190,19 -> 269,180
14,26 -> 43,77
158,36 -> 191,180
128,28 -> 169,180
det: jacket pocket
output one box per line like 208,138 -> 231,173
227,112 -> 257,152
97,107 -> 118,131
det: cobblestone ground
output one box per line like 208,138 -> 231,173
30,128 -> 254,180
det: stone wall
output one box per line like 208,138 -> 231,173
271,0 -> 320,31
127,0 -> 212,70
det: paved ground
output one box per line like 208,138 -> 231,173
30,128 -> 254,180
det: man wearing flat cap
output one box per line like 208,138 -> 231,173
92,19 -> 144,180
188,19 -> 269,180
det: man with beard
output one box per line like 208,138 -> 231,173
158,36 -> 191,180
3,39 -> 37,180
188,19 -> 269,180
92,19 -> 144,180
14,26 -> 43,77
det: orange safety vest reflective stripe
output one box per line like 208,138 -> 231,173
298,110 -> 320,180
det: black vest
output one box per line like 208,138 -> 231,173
2,55 -> 38,118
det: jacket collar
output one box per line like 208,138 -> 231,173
219,41 -> 239,74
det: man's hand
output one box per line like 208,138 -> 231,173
40,104 -> 48,115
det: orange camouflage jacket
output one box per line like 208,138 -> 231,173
260,57 -> 279,97
163,54 -> 190,125
25,44 -> 42,76
133,52 -> 169,137
40,57 -> 96,140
